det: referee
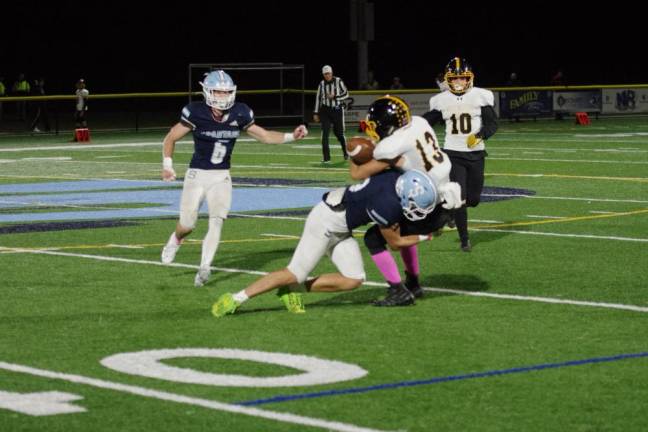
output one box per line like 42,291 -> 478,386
313,65 -> 348,163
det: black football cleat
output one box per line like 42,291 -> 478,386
461,239 -> 472,252
372,282 -> 415,307
404,271 -> 424,298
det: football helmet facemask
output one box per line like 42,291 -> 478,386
364,95 -> 411,141
444,57 -> 474,95
396,169 -> 438,221
200,70 -> 237,110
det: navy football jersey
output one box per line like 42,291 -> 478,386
180,101 -> 255,170
343,170 -> 403,230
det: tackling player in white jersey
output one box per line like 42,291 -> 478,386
423,57 -> 498,252
348,95 -> 463,303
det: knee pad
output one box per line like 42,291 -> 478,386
364,225 -> 387,255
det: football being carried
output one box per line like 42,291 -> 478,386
346,136 -> 375,165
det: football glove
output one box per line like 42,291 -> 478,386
466,134 -> 483,149
439,181 -> 463,210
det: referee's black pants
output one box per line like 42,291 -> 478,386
319,106 -> 347,162
446,150 -> 486,244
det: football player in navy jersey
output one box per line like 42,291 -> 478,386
211,169 -> 439,317
160,70 -> 308,287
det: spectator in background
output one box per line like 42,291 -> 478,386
12,73 -> 30,121
30,77 -> 50,133
506,72 -> 519,86
389,76 -> 404,90
75,78 -> 89,128
313,65 -> 349,163
0,76 -> 5,120
361,70 -> 380,90
551,70 -> 565,120
506,72 -> 522,122
550,69 -> 565,86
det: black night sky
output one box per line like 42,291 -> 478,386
2,2 -> 644,94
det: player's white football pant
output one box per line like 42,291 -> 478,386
179,169 -> 232,229
287,202 -> 366,283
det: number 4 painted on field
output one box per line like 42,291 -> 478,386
0,390 -> 86,416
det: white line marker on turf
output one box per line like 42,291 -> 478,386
0,361 -> 386,432
2,246 -> 647,314
526,215 -> 567,219
261,233 -> 301,239
473,228 -> 648,243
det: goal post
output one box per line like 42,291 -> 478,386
187,63 -> 305,124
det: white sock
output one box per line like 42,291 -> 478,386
200,217 -> 223,269
167,232 -> 181,246
233,291 -> 249,304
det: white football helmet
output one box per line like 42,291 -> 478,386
396,170 -> 438,221
200,70 -> 236,110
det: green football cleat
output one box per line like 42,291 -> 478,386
211,293 -> 238,318
277,287 -> 306,314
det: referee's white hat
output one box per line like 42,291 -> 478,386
322,65 -> 333,74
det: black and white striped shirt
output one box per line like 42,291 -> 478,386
314,77 -> 349,113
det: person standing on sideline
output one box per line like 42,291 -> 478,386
160,70 -> 308,287
30,77 -> 50,133
423,57 -> 498,252
313,65 -> 348,163
389,76 -> 404,90
12,73 -> 30,121
0,76 -> 6,120
74,79 -> 89,128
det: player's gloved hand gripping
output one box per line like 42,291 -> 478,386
466,133 -> 482,148
439,181 -> 463,209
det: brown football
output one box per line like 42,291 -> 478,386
346,136 -> 375,165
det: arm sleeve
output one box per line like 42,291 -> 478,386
180,105 -> 196,130
241,106 -> 255,131
421,109 -> 443,127
336,79 -> 349,101
314,82 -> 321,113
476,105 -> 498,140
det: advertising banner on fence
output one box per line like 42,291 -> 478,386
499,90 -> 553,118
553,90 -> 602,113
602,88 -> 648,114
345,91 -> 500,123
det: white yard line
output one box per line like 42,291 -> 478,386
489,157 -> 648,165
0,361 -> 386,432
1,246 -> 647,313
474,228 -> 648,243
526,215 -> 567,219
483,194 -> 648,204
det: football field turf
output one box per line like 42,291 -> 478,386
1,117 -> 647,431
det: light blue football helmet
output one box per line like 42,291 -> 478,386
395,170 -> 438,221
200,70 -> 237,110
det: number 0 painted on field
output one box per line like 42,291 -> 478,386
100,348 -> 368,387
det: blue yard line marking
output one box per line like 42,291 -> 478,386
236,351 -> 648,406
